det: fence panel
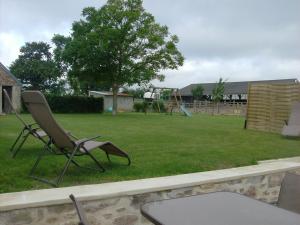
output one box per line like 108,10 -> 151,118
246,84 -> 300,133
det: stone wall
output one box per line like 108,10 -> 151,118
12,86 -> 21,112
0,85 -> 2,114
0,69 -> 17,86
1,167 -> 299,225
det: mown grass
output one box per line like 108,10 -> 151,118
0,113 -> 299,193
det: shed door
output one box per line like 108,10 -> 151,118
2,86 -> 13,114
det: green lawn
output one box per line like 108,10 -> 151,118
0,113 -> 299,193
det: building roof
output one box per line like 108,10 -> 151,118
180,79 -> 299,96
0,62 -> 22,86
89,91 -> 133,97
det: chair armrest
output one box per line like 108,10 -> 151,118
27,123 -> 42,131
67,132 -> 79,140
75,136 -> 101,147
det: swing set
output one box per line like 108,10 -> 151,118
148,87 -> 192,117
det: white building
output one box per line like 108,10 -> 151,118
89,91 -> 134,112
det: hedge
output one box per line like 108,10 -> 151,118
23,95 -> 103,113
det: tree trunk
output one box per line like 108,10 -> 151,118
112,83 -> 118,116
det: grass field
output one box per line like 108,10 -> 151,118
0,113 -> 300,193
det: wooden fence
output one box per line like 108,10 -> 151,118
246,83 -> 300,133
183,101 -> 247,116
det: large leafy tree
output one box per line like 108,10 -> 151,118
61,0 -> 184,115
52,34 -> 111,95
10,42 -> 64,94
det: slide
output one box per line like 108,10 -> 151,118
180,105 -> 192,117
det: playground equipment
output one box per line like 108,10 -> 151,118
147,87 -> 192,117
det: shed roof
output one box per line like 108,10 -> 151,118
0,62 -> 22,86
180,79 -> 299,96
89,91 -> 133,97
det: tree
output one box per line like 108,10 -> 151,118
161,89 -> 172,100
212,78 -> 225,114
10,42 -> 64,94
61,0 -> 184,115
52,34 -> 112,95
191,84 -> 204,101
122,87 -> 146,99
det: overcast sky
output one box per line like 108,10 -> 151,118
0,0 -> 299,88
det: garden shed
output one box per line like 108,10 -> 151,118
89,91 -> 134,112
0,62 -> 21,114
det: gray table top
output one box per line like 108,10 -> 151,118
141,192 -> 300,225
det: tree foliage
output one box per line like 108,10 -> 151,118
161,89 -> 172,100
212,78 -> 225,102
10,42 -> 64,94
191,84 -> 204,100
122,87 -> 146,99
60,0 -> 184,114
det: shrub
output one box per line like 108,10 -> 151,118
22,95 -> 103,113
152,100 -> 166,112
133,101 -> 149,112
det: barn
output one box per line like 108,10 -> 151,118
179,79 -> 299,103
0,62 -> 22,114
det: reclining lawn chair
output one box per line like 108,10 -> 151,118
70,194 -> 91,225
22,91 -> 131,187
3,89 -> 48,157
282,102 -> 300,137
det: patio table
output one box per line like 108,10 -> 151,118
141,192 -> 300,225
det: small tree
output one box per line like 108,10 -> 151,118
10,42 -> 64,94
191,84 -> 204,101
161,89 -> 172,101
60,0 -> 184,115
212,78 -> 225,114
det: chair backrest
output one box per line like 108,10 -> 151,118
287,102 -> 300,125
22,91 -> 74,150
3,89 -> 28,127
277,172 -> 300,214
69,194 -> 91,225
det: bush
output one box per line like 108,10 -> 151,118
23,95 -> 103,113
133,101 -> 149,113
152,100 -> 166,112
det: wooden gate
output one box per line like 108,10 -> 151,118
246,83 -> 300,133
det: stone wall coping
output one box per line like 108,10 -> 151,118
1,161 -> 300,212
258,156 -> 300,164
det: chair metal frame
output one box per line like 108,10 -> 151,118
3,89 -> 49,157
22,91 -> 131,187
29,135 -> 108,187
69,194 -> 91,225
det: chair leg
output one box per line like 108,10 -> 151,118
10,129 -> 25,152
126,156 -> 131,166
55,148 -> 81,186
105,152 -> 131,166
29,145 -> 58,187
12,131 -> 30,158
85,150 -> 106,172
106,152 -> 111,162
64,153 -> 106,172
